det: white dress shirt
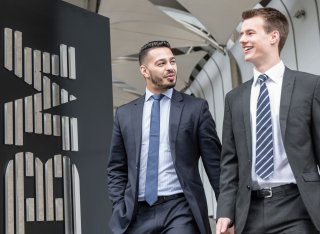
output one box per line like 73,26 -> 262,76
138,88 -> 183,200
250,61 -> 296,189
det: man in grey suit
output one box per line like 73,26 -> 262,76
216,7 -> 320,234
108,40 -> 221,234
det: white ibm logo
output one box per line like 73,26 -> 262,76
3,27 -> 82,234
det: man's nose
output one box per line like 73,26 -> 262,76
166,63 -> 174,71
239,34 -> 246,44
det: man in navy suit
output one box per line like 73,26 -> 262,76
107,41 -> 221,234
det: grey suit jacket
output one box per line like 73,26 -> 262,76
217,67 -> 320,233
107,89 -> 221,234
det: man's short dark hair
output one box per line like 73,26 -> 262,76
242,7 -> 289,52
138,41 -> 172,65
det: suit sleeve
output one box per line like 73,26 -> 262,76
216,94 -> 239,221
107,108 -> 128,206
198,100 -> 222,199
312,77 -> 320,166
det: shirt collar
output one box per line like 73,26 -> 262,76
145,88 -> 173,102
253,60 -> 285,86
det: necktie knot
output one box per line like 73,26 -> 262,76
258,74 -> 268,84
152,94 -> 164,101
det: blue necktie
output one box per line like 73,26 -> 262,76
145,94 -> 164,205
255,74 -> 274,180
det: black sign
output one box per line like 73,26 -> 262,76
0,0 -> 113,233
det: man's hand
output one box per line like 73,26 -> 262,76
216,217 -> 233,234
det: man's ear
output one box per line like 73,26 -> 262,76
140,65 -> 149,78
270,30 -> 280,46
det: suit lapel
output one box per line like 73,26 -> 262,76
169,90 -> 184,163
279,68 -> 295,142
132,96 -> 145,165
243,80 -> 253,160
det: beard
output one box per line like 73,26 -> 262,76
149,74 -> 177,90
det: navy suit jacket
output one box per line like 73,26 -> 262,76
107,89 -> 221,234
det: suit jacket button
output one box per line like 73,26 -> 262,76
247,185 -> 251,190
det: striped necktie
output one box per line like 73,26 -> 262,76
255,74 -> 274,180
